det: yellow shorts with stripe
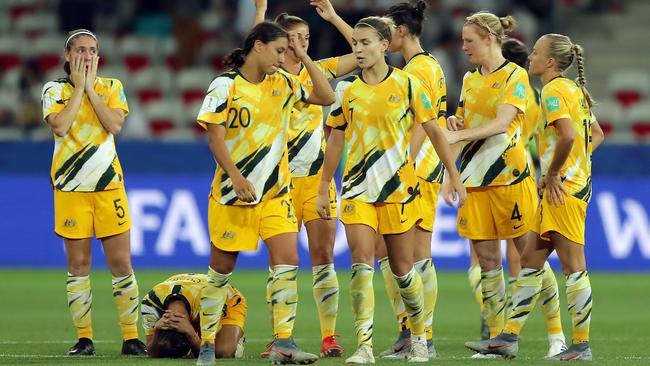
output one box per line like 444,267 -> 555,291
208,194 -> 298,252
457,177 -> 537,240
54,188 -> 130,239
416,179 -> 441,232
533,193 -> 587,245
340,199 -> 421,235
291,174 -> 337,229
220,287 -> 248,330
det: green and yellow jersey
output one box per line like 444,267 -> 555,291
41,77 -> 129,192
197,69 -> 309,205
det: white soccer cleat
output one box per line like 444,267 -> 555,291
470,353 -> 501,359
345,345 -> 375,364
407,339 -> 428,363
546,333 -> 568,358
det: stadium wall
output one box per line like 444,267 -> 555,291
2,142 -> 649,271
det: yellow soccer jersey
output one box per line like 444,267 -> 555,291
455,61 -> 530,187
404,52 -> 447,183
327,67 -> 437,203
197,69 -> 309,205
41,77 -> 129,192
288,57 -> 339,178
539,77 -> 593,202
141,273 -> 244,336
523,87 -> 542,148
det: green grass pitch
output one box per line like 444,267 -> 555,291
1,270 -> 649,365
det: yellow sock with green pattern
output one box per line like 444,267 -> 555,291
272,265 -> 299,339
350,263 -> 374,347
503,267 -> 544,335
200,267 -> 230,344
312,264 -> 339,339
482,267 -> 507,338
506,276 -> 517,314
539,261 -> 563,336
566,271 -> 592,344
266,268 -> 273,331
111,273 -> 140,340
415,258 -> 437,341
67,274 -> 93,340
379,257 -> 408,331
468,265 -> 484,313
394,267 -> 425,338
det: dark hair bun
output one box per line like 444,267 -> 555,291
415,0 -> 427,17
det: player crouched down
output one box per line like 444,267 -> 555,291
141,273 -> 247,359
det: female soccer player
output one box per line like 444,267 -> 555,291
194,21 -> 335,366
253,0 -> 357,357
464,33 -> 605,361
41,29 -> 146,357
465,38 -> 567,358
317,16 -> 465,364
443,11 -> 538,342
372,1 -> 447,359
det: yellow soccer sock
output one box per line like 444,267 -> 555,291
67,274 -> 93,340
111,273 -> 140,340
506,276 -> 517,314
266,268 -> 274,331
312,263 -> 339,339
350,263 -> 374,347
566,271 -> 592,344
379,257 -> 408,331
468,265 -> 484,313
481,267 -> 507,338
415,258 -> 437,341
503,267 -> 544,335
272,265 -> 299,339
200,267 -> 230,344
394,267 -> 425,338
539,261 -> 563,336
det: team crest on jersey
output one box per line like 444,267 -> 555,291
388,95 -> 400,103
491,82 -> 502,89
343,203 -> 355,213
222,231 -> 236,240
64,218 -> 76,227
272,89 -> 281,96
459,217 -> 467,227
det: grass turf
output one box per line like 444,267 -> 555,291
0,270 -> 648,365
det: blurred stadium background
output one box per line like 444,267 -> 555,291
1,0 -> 649,363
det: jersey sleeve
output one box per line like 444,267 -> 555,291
316,57 -> 340,80
326,78 -> 352,130
197,75 -> 234,129
409,76 -> 437,124
541,85 -> 571,127
41,81 -> 65,121
288,73 -> 310,105
107,79 -> 129,115
140,297 -> 161,336
502,68 -> 528,113
455,72 -> 470,119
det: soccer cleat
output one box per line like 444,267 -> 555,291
121,338 -> 147,356
321,335 -> 344,357
269,337 -> 318,364
465,332 -> 519,359
480,315 -> 490,340
547,342 -> 592,361
546,333 -> 568,358
345,344 -> 375,364
379,329 -> 411,358
470,353 -> 500,359
407,339 -> 428,363
196,343 -> 216,366
427,339 -> 437,358
260,339 -> 274,358
67,338 -> 95,356
235,336 -> 245,358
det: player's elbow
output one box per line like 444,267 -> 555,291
52,126 -> 68,137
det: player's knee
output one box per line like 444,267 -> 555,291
67,259 -> 91,276
478,256 -> 500,271
214,343 -> 236,358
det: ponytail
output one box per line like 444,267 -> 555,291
572,44 -> 595,108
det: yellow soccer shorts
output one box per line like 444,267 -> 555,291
416,179 -> 441,232
533,193 -> 588,245
208,194 -> 298,251
54,188 -> 131,239
340,199 -> 421,235
291,174 -> 337,229
220,287 -> 248,330
457,177 -> 537,240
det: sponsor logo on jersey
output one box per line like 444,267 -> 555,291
222,231 -> 236,240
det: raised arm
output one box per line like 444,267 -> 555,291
291,34 -> 335,105
44,56 -> 85,137
84,55 -> 126,134
253,0 -> 267,27
310,0 -> 353,47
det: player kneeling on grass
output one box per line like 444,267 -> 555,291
141,273 -> 247,359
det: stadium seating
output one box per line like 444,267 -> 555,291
607,69 -> 650,108
626,102 -> 650,141
177,68 -> 212,105
130,66 -> 173,105
143,99 -> 184,136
